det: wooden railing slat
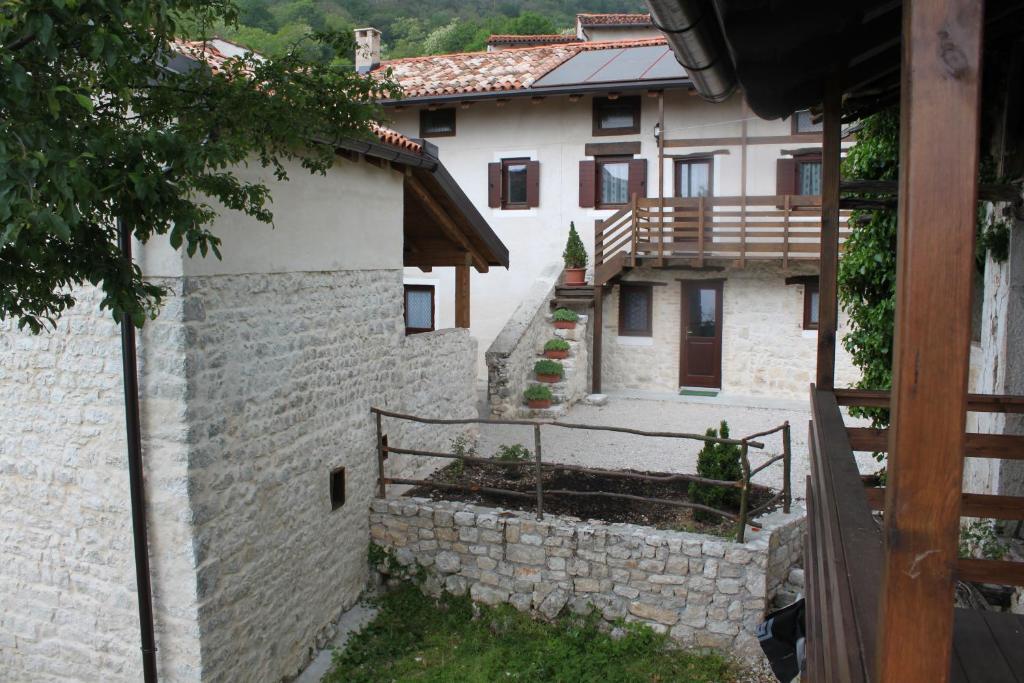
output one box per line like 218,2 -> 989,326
957,558 -> 1024,586
836,388 -> 1024,414
848,427 -> 1024,459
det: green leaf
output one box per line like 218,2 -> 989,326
74,94 -> 94,112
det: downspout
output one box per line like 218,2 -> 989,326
119,218 -> 159,683
646,0 -> 737,103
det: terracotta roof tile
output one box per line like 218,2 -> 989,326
380,37 -> 668,99
577,13 -> 652,26
486,34 -> 579,46
370,124 -> 423,154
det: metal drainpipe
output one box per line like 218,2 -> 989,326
646,0 -> 737,103
118,218 -> 159,683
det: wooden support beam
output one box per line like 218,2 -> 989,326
406,175 -> 489,273
877,2 -> 984,682
455,263 -> 470,328
816,77 -> 842,390
592,284 -> 604,393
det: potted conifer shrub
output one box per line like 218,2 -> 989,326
562,221 -> 588,285
534,359 -> 564,383
543,338 -> 570,360
552,307 -> 578,330
524,384 -> 553,409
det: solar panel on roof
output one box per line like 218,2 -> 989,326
532,46 -> 686,88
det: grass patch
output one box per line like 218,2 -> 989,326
327,583 -> 736,683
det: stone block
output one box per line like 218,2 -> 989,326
506,544 -> 545,566
538,588 -> 569,619
628,602 -> 679,626
470,583 -> 509,606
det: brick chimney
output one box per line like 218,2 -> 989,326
354,27 -> 381,73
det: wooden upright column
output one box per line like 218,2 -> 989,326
877,2 -> 983,681
592,284 -> 603,393
455,264 -> 470,329
816,77 -> 842,390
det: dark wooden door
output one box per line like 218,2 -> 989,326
680,280 -> 723,388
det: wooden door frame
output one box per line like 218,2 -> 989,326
679,279 -> 724,388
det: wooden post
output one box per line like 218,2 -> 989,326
877,2 -> 983,681
697,195 -> 705,267
740,99 -> 749,268
455,261 -> 470,329
782,195 -> 791,270
816,76 -> 843,390
782,422 -> 792,514
534,424 -> 544,520
630,194 -> 639,267
375,410 -> 386,498
736,442 -> 750,542
658,90 -> 666,266
592,284 -> 604,393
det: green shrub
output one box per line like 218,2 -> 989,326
688,421 -> 743,522
552,308 -> 579,322
544,338 -> 570,352
959,519 -> 1009,560
524,384 -> 553,402
534,359 -> 564,378
494,443 -> 532,479
562,221 -> 588,269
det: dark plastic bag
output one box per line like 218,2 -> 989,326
757,597 -> 805,683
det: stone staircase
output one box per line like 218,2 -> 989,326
548,284 -> 596,310
521,312 -> 589,419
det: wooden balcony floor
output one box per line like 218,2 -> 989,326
952,608 -> 1024,682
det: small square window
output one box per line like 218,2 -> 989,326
502,159 -> 529,209
330,467 -> 346,510
596,157 -> 631,208
792,110 -> 823,134
593,96 -> 640,136
420,108 -> 456,137
803,282 -> 820,331
404,285 -> 434,335
619,284 -> 653,337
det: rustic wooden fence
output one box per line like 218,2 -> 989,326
371,407 -> 792,542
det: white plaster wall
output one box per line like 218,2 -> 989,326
392,91 -> 848,379
599,264 -> 858,398
583,27 -> 662,42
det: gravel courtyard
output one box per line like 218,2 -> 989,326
474,392 -> 879,500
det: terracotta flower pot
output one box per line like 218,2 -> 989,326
553,320 -> 576,330
564,267 -> 586,286
537,373 -> 561,383
527,399 -> 552,409
544,349 -> 568,360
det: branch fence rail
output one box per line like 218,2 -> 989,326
372,407 -> 792,543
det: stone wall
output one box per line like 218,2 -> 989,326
485,278 -> 558,417
370,497 -> 805,661
599,263 -> 858,398
0,270 -> 483,682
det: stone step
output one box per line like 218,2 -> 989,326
520,404 -> 568,419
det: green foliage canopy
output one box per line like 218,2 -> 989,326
688,421 -> 742,522
1,0 -> 396,331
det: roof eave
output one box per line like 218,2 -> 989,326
380,78 -> 693,107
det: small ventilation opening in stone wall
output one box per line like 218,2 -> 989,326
330,467 -> 346,510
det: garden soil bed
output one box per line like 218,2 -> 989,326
405,461 -> 778,536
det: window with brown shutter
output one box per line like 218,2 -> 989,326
803,280 -> 820,331
627,159 -> 647,201
579,160 -> 596,207
525,160 -> 540,207
595,156 -> 631,208
491,159 -> 541,210
776,158 -> 798,196
404,285 -> 435,335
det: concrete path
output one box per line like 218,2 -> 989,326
475,390 -> 879,499
294,603 -> 378,683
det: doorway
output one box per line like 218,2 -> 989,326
679,280 -> 723,389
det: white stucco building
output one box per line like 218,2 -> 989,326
0,46 -> 508,679
364,16 -> 857,403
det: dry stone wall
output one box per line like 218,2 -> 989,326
370,497 -> 805,661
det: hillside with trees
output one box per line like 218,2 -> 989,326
210,0 -> 647,60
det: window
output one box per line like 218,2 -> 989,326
618,284 -> 653,336
419,108 -> 455,137
593,96 -> 641,136
792,109 -> 823,134
803,281 -> 820,330
675,158 -> 713,198
502,159 -> 529,209
404,285 -> 434,334
796,155 -> 822,195
597,157 -> 631,207
329,467 -> 346,510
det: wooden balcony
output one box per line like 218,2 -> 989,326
593,195 -> 851,285
807,386 -> 1024,682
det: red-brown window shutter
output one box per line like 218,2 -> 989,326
776,158 -> 798,196
526,160 -> 540,207
579,160 -> 596,208
487,162 -> 501,208
627,159 -> 647,200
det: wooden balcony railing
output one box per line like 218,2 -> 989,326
808,386 -> 1024,682
594,195 -> 852,283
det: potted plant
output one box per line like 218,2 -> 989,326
534,359 -> 564,383
552,307 -> 578,330
562,221 -> 588,285
524,384 -> 553,409
543,338 -> 570,359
